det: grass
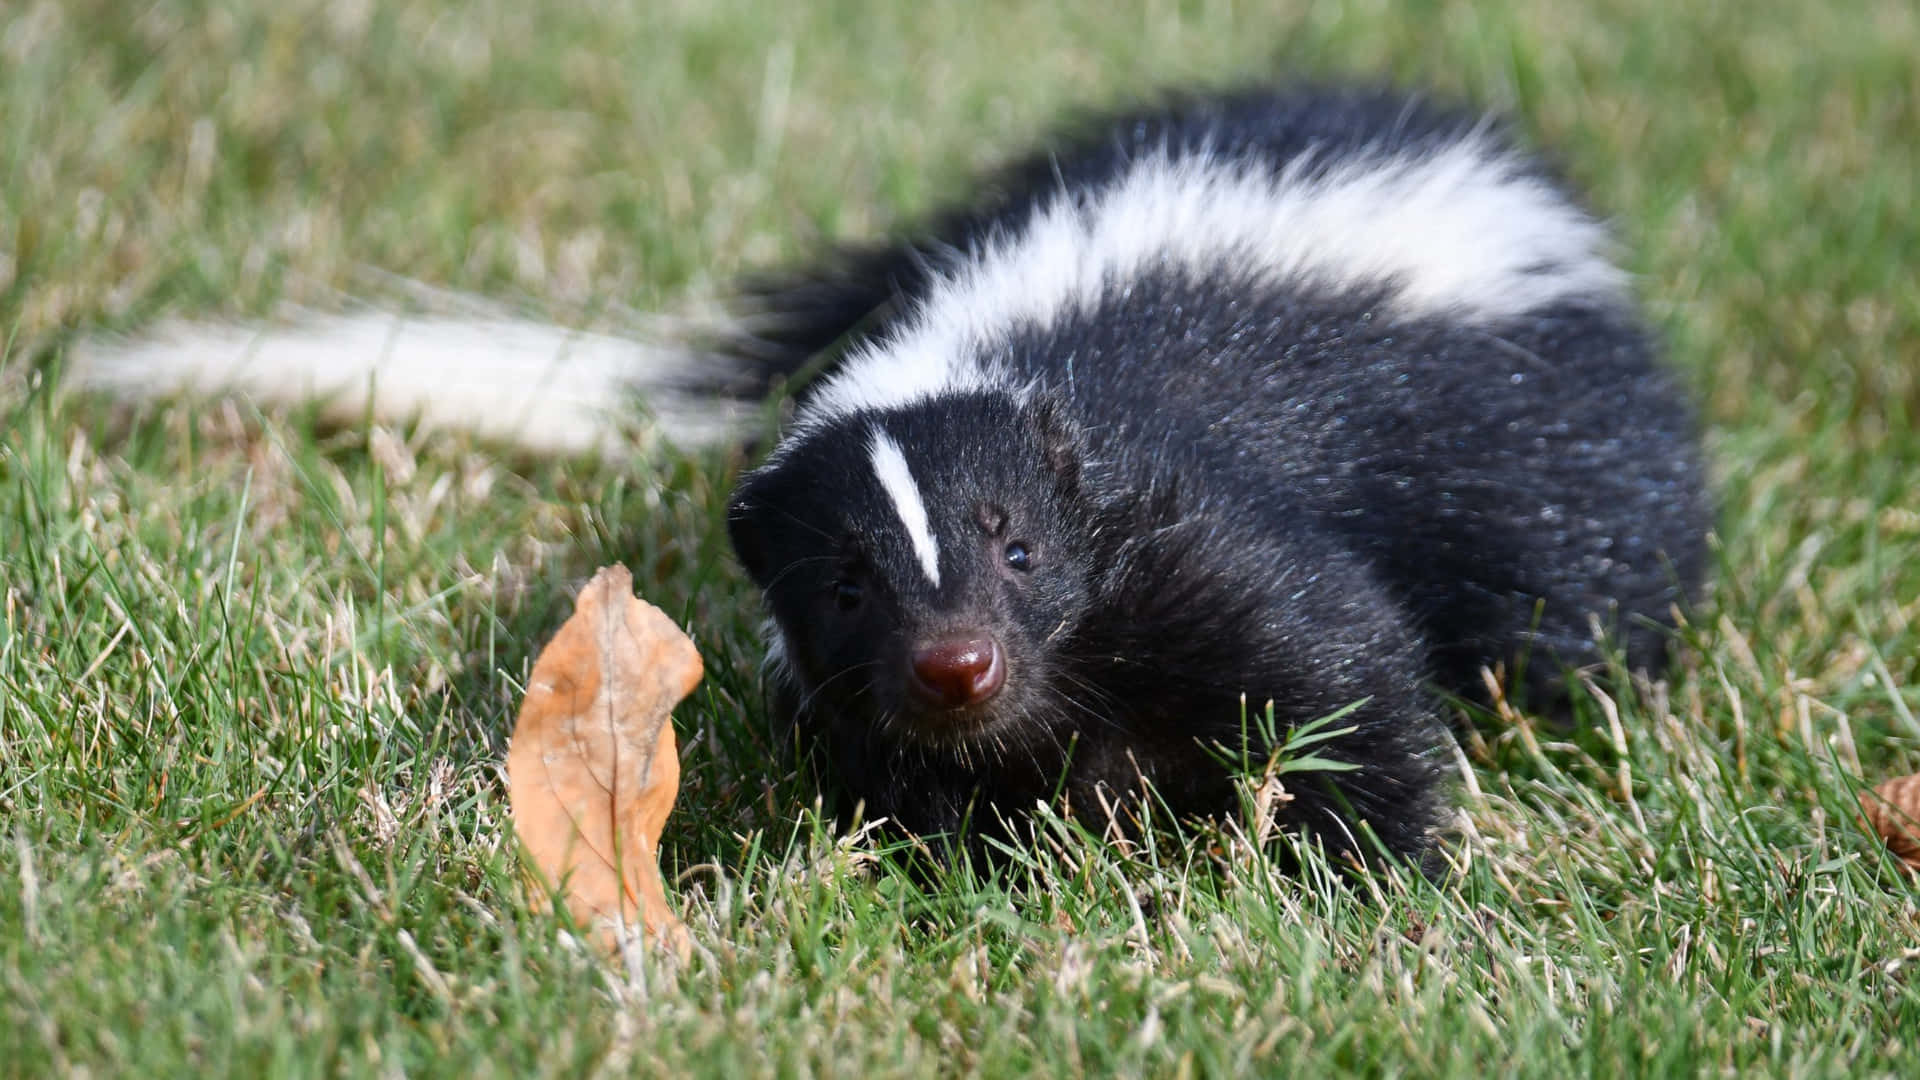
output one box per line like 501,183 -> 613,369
3,0 -> 1919,1075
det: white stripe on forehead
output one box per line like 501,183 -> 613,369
867,429 -> 942,587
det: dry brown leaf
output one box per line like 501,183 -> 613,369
508,565 -> 702,958
1859,773 -> 1920,872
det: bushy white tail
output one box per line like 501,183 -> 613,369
68,311 -> 750,455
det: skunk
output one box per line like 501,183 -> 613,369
73,87 -> 1712,868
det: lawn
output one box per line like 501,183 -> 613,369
4,0 -> 1919,1075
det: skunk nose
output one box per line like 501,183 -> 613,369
908,635 -> 1006,708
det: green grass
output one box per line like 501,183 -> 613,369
5,0 -> 1920,1075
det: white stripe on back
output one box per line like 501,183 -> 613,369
799,133 -> 1625,430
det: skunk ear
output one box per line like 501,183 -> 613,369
1030,395 -> 1082,491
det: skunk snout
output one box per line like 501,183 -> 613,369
908,634 -> 1006,709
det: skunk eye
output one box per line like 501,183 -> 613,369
1003,541 -> 1034,572
833,578 -> 864,612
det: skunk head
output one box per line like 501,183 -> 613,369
728,390 -> 1092,749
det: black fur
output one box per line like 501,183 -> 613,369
724,87 -> 1711,868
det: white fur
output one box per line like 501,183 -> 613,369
68,314 -> 745,454
759,617 -> 795,683
800,134 -> 1625,429
867,430 -> 941,587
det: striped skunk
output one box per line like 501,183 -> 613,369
74,86 -> 1712,869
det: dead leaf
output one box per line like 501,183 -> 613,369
508,565 -> 702,958
1860,773 -> 1920,872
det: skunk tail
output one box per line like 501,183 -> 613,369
64,258 -> 925,457
66,308 -> 768,455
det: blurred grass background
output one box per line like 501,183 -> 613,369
3,0 -> 1918,1075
